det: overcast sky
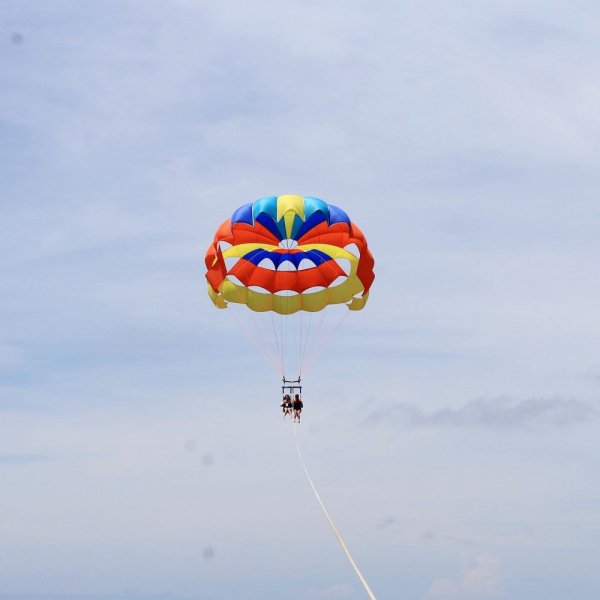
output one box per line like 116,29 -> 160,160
2,1 -> 600,599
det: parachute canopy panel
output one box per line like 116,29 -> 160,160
205,195 -> 375,316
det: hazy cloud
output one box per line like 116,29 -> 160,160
376,515 -> 419,534
377,515 -> 402,529
420,530 -> 475,546
365,397 -> 597,430
320,584 -> 355,598
307,584 -> 356,599
585,364 -> 600,381
0,454 -> 48,465
424,553 -> 504,599
488,17 -> 571,47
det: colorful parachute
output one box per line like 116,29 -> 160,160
205,195 -> 374,379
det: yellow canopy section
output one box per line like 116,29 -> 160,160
277,195 -> 305,238
208,243 -> 368,315
219,274 -> 364,314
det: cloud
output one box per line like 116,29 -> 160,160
443,536 -> 475,547
377,515 -> 401,529
0,342 -> 25,367
364,397 -> 597,430
420,530 -> 475,546
307,584 -> 356,599
0,454 -> 49,465
488,16 -> 571,48
585,364 -> 600,381
376,515 -> 418,532
424,553 -> 504,599
321,584 -> 355,598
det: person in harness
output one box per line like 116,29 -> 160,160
280,394 -> 293,420
293,394 -> 303,423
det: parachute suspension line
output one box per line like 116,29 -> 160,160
264,311 -> 283,376
293,311 -> 298,378
242,307 -> 274,371
299,299 -> 316,372
300,308 -> 327,378
265,311 -> 284,376
299,252 -> 350,378
285,292 -> 294,378
293,423 -> 377,600
315,254 -> 355,370
305,306 -> 335,366
283,295 -> 290,378
226,306 -> 282,377
222,243 -> 355,381
299,310 -> 304,380
270,311 -> 283,376
224,270 -> 282,377
249,309 -> 282,377
292,299 -> 301,380
223,249 -> 284,377
303,309 -> 349,378
279,307 -> 285,378
301,256 -> 333,373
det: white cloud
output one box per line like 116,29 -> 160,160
321,584 -> 355,598
424,554 -> 504,600
0,342 -> 25,367
365,397 -> 597,430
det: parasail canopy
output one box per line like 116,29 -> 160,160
205,195 -> 374,380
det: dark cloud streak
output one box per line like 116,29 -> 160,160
0,454 -> 49,465
364,396 -> 597,430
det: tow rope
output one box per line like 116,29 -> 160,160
293,422 -> 377,599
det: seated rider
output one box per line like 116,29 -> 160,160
293,394 -> 303,423
281,394 -> 293,420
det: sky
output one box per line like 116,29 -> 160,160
1,1 -> 600,599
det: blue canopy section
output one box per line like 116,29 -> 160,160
275,218 -> 288,240
294,212 -> 327,240
252,197 -> 278,222
290,214 -> 305,239
241,248 -> 333,269
304,197 -> 329,222
231,203 -> 253,225
230,197 -> 353,239
327,204 -> 351,226
255,213 -> 283,240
